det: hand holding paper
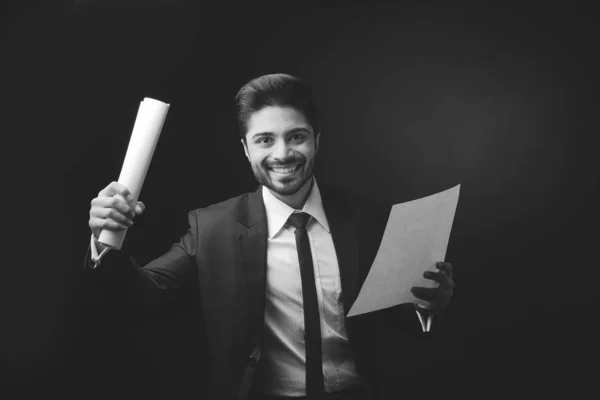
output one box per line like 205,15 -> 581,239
347,184 -> 460,317
98,98 -> 170,250
412,261 -> 454,312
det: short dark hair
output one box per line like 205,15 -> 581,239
234,73 -> 321,141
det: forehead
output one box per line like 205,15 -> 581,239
246,106 -> 312,136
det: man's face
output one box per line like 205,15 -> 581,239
242,106 -> 320,197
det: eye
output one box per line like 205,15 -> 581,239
291,134 -> 306,142
256,137 -> 273,144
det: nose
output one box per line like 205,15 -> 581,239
272,139 -> 293,162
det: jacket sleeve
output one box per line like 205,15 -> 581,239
83,211 -> 199,307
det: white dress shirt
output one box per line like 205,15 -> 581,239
90,235 -> 110,267
252,178 -> 361,396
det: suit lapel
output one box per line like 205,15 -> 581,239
237,186 -> 268,353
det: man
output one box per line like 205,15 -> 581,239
86,73 -> 455,400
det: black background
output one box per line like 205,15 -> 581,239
1,0 -> 599,398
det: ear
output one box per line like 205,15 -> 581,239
315,131 -> 322,155
241,139 -> 250,161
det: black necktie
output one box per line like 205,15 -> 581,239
287,212 -> 325,398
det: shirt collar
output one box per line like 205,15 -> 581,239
262,177 -> 331,239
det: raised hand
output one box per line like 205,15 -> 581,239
88,181 -> 145,247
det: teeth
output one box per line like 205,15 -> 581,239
271,164 -> 300,174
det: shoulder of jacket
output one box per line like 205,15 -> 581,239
186,192 -> 250,225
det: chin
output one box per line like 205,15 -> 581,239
270,173 -> 311,196
270,180 -> 304,196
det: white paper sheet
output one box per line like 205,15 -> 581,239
98,98 -> 170,250
347,184 -> 460,317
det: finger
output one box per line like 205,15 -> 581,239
90,206 -> 133,226
424,271 -> 455,292
91,196 -> 136,219
423,270 -> 447,284
90,199 -> 135,220
90,216 -> 128,231
412,287 -> 452,310
134,201 -> 145,215
436,262 -> 453,278
98,181 -> 133,203
447,277 -> 455,290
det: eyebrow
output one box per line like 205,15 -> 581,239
250,127 -> 312,140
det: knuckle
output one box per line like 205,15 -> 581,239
106,208 -> 116,219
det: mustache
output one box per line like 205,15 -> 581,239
265,159 -> 305,168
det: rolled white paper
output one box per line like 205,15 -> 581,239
98,97 -> 170,250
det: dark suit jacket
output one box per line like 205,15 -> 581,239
85,184 -> 434,400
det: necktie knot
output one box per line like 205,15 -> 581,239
287,212 -> 311,230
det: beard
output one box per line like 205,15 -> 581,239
251,153 -> 315,197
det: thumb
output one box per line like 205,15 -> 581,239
134,201 -> 146,215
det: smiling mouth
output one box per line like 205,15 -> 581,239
269,163 -> 302,175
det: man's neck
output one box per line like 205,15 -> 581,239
267,177 -> 314,210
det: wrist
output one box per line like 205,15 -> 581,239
93,236 -> 108,253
